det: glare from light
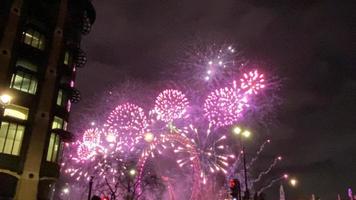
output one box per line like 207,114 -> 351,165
129,169 -> 136,176
232,126 -> 241,135
242,130 -> 251,138
290,178 -> 297,187
144,132 -> 154,143
63,187 -> 69,194
0,94 -> 12,106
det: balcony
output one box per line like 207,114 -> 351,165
60,84 -> 81,104
51,129 -> 74,142
82,0 -> 96,35
73,47 -> 87,68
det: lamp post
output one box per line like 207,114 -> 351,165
88,176 -> 94,200
126,168 -> 137,200
233,126 -> 251,200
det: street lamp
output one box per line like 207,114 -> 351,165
0,93 -> 12,108
129,168 -> 136,177
232,126 -> 252,200
63,187 -> 69,194
290,178 -> 298,187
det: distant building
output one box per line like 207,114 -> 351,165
0,0 -> 95,199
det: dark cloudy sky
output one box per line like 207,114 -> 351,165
75,0 -> 356,199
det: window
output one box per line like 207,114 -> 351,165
52,116 -> 67,130
0,121 -> 25,155
10,71 -> 38,94
56,90 -> 63,106
56,89 -> 68,107
46,133 -> 61,162
3,104 -> 29,120
22,29 -> 45,50
63,51 -> 72,65
16,60 -> 38,72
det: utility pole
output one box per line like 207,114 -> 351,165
88,176 -> 94,200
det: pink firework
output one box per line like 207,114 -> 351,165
82,128 -> 101,147
204,85 -> 249,127
76,142 -> 97,161
154,89 -> 189,122
106,103 -> 148,151
240,69 -> 265,95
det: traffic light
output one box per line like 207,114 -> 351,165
230,178 -> 241,200
101,196 -> 109,200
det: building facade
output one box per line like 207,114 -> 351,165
0,0 -> 95,199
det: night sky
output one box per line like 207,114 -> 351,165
74,0 -> 356,199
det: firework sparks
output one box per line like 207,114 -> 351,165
174,124 -> 235,183
60,57 -> 278,200
252,156 -> 282,183
204,84 -> 249,127
82,128 -> 101,147
105,103 -> 148,152
154,89 -> 189,122
177,43 -> 246,86
240,69 -> 265,95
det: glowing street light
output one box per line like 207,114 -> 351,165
232,126 -> 251,138
232,126 -> 252,200
242,130 -> 251,138
232,126 -> 242,135
129,169 -> 136,176
290,178 -> 298,187
0,93 -> 12,108
63,187 -> 69,194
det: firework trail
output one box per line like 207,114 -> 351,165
257,174 -> 288,194
247,139 -> 271,169
252,156 -> 282,184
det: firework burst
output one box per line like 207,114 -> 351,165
176,42 -> 247,87
204,83 -> 249,127
105,103 -> 149,152
174,123 -> 235,184
154,89 -> 189,123
240,69 -> 265,95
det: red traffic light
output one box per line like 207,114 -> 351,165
101,196 -> 109,200
230,178 -> 240,188
230,179 -> 236,188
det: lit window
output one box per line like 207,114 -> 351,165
52,117 -> 63,129
52,116 -> 67,130
22,29 -> 45,50
46,133 -> 61,162
16,60 -> 38,72
56,89 -> 69,108
56,90 -> 63,106
0,121 -> 25,156
10,71 -> 38,94
3,104 -> 29,120
63,51 -> 72,65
